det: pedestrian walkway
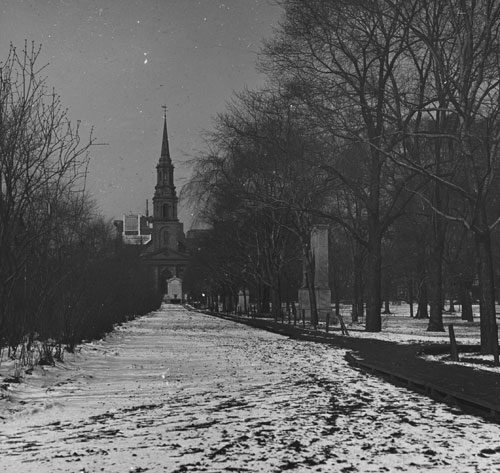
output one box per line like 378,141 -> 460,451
209,311 -> 500,422
4,305 -> 500,472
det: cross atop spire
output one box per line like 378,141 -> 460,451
160,105 -> 171,160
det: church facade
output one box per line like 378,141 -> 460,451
114,113 -> 189,301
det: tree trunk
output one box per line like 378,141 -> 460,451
383,299 -> 391,314
351,226 -> 365,324
475,230 -> 499,363
365,141 -> 382,332
261,284 -> 271,314
408,275 -> 414,318
382,270 -> 392,314
427,222 -> 445,331
416,279 -> 429,319
271,284 -> 281,322
352,263 -> 364,323
333,270 -> 341,322
426,102 -> 448,331
332,259 -> 341,323
224,292 -> 230,312
365,232 -> 382,332
256,285 -> 262,314
306,270 -> 318,327
356,296 -> 364,321
459,279 -> 473,322
427,250 -> 444,330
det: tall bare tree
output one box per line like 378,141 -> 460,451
392,0 -> 500,359
261,0 -> 421,331
183,89 -> 330,320
0,42 -> 93,347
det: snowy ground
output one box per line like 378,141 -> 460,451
332,303 -> 485,344
2,305 -> 500,472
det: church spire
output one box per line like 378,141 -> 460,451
153,106 -> 178,225
161,105 -> 171,162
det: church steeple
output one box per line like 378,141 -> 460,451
160,106 -> 171,162
140,108 -> 187,294
153,107 -> 178,223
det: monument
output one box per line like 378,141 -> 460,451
165,276 -> 183,302
237,289 -> 248,313
298,224 -> 331,322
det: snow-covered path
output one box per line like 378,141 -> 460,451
2,305 -> 500,472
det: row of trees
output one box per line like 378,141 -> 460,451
0,44 -> 160,366
184,0 -> 500,359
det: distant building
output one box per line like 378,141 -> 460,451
114,214 -> 152,245
114,111 -> 189,300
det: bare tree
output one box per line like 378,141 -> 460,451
261,0 -> 422,331
183,89 -> 330,320
0,42 -> 93,348
392,0 -> 500,360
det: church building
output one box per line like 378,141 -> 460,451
114,111 -> 189,301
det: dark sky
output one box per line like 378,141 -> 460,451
0,0 -> 282,227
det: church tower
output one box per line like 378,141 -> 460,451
152,108 -> 184,252
115,108 -> 188,298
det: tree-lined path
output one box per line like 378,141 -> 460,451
2,305 -> 500,472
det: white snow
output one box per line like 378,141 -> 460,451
1,304 -> 500,472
